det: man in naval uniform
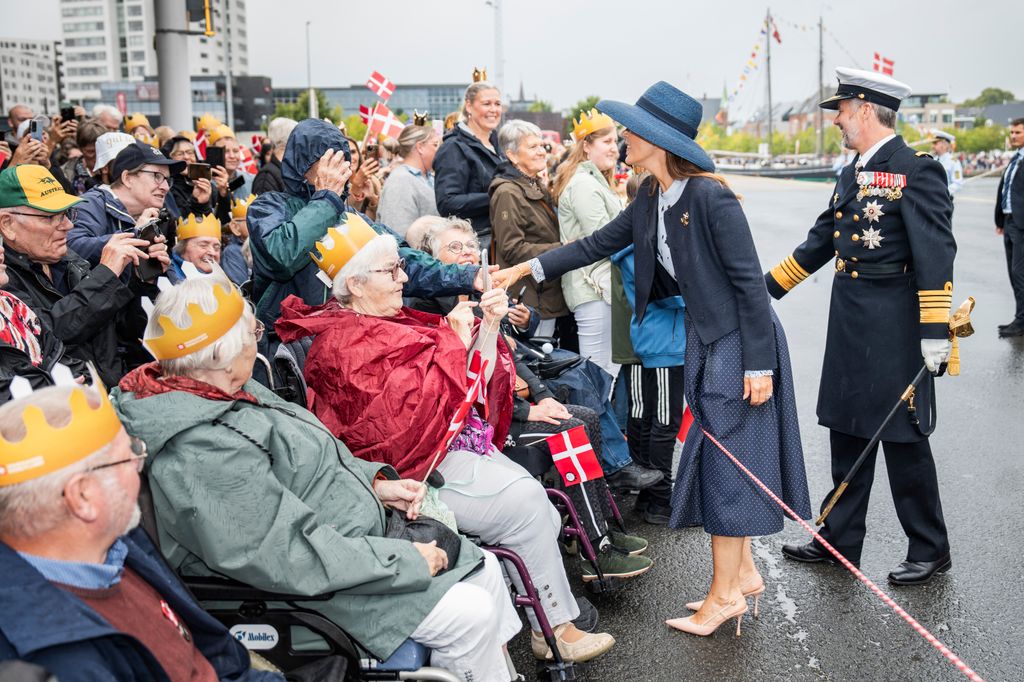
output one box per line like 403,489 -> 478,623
930,130 -> 964,199
765,68 -> 957,586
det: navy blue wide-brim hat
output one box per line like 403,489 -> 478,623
597,81 -> 715,173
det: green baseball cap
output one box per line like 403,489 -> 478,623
0,164 -> 81,213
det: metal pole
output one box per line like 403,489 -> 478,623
493,0 -> 504,99
765,8 -> 773,163
155,0 -> 192,130
817,16 -> 824,157
305,21 -> 317,119
223,0 -> 234,128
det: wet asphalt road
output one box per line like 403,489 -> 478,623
508,174 -> 1024,682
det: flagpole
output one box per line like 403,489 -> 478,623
817,15 -> 824,158
765,7 -> 773,164
305,21 -> 317,119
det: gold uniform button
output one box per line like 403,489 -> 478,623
834,230 -> 840,238
851,271 -> 859,278
851,234 -> 859,241
853,214 -> 860,222
851,257 -> 859,262
835,211 -> 843,219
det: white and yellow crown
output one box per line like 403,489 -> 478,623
310,213 -> 378,285
143,280 -> 245,360
572,109 -> 615,142
176,213 -> 222,241
196,113 -> 222,133
231,194 -> 257,220
0,382 -> 122,487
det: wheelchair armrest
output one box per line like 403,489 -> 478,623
184,575 -> 335,603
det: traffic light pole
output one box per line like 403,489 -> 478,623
155,0 -> 193,130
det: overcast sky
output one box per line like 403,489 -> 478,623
8,0 -> 1022,119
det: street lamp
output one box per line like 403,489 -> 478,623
305,20 -> 317,119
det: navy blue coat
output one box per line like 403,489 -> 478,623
433,124 -> 504,238
537,176 -> 776,371
0,528 -> 280,682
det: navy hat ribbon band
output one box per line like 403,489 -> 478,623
636,96 -> 698,140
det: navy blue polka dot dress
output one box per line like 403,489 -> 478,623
669,307 -> 812,536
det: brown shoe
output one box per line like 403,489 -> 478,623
531,624 -> 615,662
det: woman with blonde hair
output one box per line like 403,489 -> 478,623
378,124 -> 441,235
494,81 -> 811,638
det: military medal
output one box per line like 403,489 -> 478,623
856,171 -> 907,201
862,200 -> 885,223
861,226 -> 884,249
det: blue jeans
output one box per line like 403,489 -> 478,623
599,405 -> 632,473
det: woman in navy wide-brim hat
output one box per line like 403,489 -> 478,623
494,81 -> 811,638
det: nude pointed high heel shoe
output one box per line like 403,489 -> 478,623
666,598 -> 748,637
685,579 -> 766,617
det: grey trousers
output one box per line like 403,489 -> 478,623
437,449 -> 580,630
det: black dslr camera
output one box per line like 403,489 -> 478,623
127,208 -> 173,281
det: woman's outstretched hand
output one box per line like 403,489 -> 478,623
490,264 -> 526,291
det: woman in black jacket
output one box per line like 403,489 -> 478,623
494,82 -> 811,639
433,81 -> 505,248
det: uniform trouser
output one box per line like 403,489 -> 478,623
409,551 -> 521,682
1003,215 -> 1024,322
437,450 -> 581,632
818,430 -> 950,563
507,404 -> 614,543
624,364 -> 686,508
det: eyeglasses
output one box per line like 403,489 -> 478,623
369,257 -> 406,281
443,239 -> 481,255
134,169 -> 171,187
253,320 -> 265,342
83,436 -> 148,475
7,208 -> 78,228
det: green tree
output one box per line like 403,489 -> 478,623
961,87 -> 1015,108
955,124 -> 1007,153
273,89 -> 343,124
527,100 -> 553,113
569,95 -> 601,122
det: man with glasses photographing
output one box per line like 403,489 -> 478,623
0,164 -> 165,386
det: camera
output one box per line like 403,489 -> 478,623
127,208 -> 173,281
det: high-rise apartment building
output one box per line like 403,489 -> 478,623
0,38 -> 60,115
60,0 -> 248,104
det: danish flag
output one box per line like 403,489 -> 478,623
250,134 -> 263,154
365,70 -> 396,101
547,426 -> 604,487
358,104 -> 371,125
677,405 -> 695,447
872,53 -> 894,76
194,129 -> 207,161
367,102 -> 405,139
420,356 -> 489,483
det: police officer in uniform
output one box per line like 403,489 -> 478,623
765,68 -> 957,586
931,129 -> 964,199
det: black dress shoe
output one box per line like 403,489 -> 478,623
605,463 -> 664,491
782,541 -> 859,568
999,322 -> 1024,338
642,503 -> 672,526
887,555 -> 952,585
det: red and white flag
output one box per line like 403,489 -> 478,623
367,102 -> 405,139
365,70 -> 396,101
677,405 -> 695,447
250,134 -> 263,154
240,144 -> 258,175
547,426 -> 604,487
420,358 -> 489,483
358,104 -> 371,125
872,53 -> 894,76
194,129 -> 207,161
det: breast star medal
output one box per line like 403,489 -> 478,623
862,200 -> 885,223
861,226 -> 884,249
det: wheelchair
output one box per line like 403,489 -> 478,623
136,476 -> 462,682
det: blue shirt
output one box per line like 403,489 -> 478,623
18,538 -> 129,590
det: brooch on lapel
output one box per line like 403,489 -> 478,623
681,212 -> 690,227
833,192 -> 840,205
856,171 -> 906,202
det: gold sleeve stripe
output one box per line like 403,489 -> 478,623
770,255 -> 811,292
919,289 -> 951,324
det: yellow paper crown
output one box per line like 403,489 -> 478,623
176,213 -> 222,241
0,386 -> 122,487
124,113 -> 152,133
572,109 -> 615,142
197,113 -> 222,133
231,194 -> 256,220
310,213 -> 377,281
143,280 -> 245,360
208,124 -> 235,146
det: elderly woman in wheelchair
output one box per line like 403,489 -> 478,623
112,271 -> 521,681
275,214 -> 617,664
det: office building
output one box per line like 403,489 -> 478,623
0,38 -> 60,115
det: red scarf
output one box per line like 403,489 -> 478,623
118,362 -> 260,404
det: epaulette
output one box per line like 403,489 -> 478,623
915,151 -> 932,158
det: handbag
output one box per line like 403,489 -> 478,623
384,508 -> 461,574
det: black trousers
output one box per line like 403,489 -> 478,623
507,404 -> 613,543
1003,215 -> 1024,322
624,364 -> 685,508
818,430 -> 949,563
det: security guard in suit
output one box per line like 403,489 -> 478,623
765,68 -> 957,585
995,118 -> 1024,337
930,130 -> 964,199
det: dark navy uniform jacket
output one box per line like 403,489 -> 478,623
537,175 -> 776,372
765,136 -> 956,442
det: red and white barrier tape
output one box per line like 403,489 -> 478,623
699,427 -> 985,682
